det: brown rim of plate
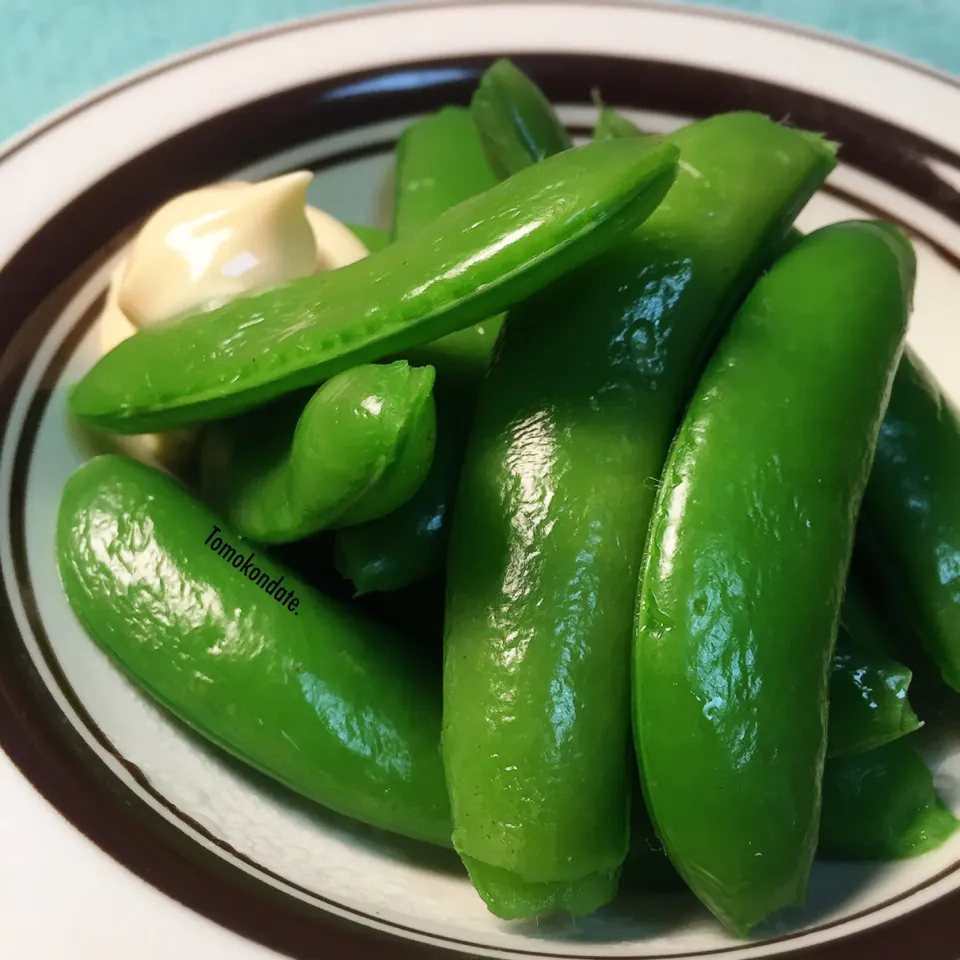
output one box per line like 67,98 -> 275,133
2,22 -> 960,960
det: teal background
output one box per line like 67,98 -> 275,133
0,0 -> 958,144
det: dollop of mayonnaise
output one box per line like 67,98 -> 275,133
96,171 -> 371,467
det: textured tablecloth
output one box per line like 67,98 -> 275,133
1,0 -> 958,146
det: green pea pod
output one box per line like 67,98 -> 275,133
634,221 -> 915,936
392,109 -> 504,386
57,454 -> 451,846
820,740 -> 958,860
858,347 -> 960,691
592,99 -> 645,141
462,858 -> 622,921
391,106 -> 499,242
828,630 -> 921,758
470,58 -> 573,178
599,119 -> 921,761
335,108 -> 503,594
777,224 -> 958,686
200,361 -> 436,543
346,223 -> 390,253
335,401 -> 463,594
443,112 -> 837,920
70,136 -> 679,435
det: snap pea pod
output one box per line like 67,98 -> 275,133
828,629 -> 921,758
392,108 -> 504,387
57,454 -> 451,846
820,740 -> 958,860
634,221 -> 914,936
470,58 -> 573,179
69,136 -> 679,435
627,738 -> 957,882
346,223 -> 390,253
780,221 -> 960,687
335,108 -> 504,594
444,112 -> 836,920
335,402 -> 462,594
858,347 -> 960,691
200,361 -> 436,543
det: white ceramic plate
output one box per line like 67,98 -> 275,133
2,2 -> 960,957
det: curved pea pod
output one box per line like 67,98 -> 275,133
443,112 -> 837,920
820,740 -> 958,860
634,221 -> 915,936
470,58 -> 573,178
346,223 -> 390,253
828,630 -> 921,758
69,137 -> 679,435
335,108 -> 504,594
857,347 -> 960,691
200,361 -> 436,543
57,454 -> 451,846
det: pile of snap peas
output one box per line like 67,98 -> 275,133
58,59 -> 960,937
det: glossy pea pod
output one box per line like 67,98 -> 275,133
335,107 -> 504,593
827,629 -> 921,757
70,137 -> 679,435
592,98 -> 645,141
857,347 -> 960,691
470,58 -> 573,178
444,112 -> 836,920
634,221 -> 915,936
200,361 -> 436,543
57,454 -> 452,845
515,100 -> 929,856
